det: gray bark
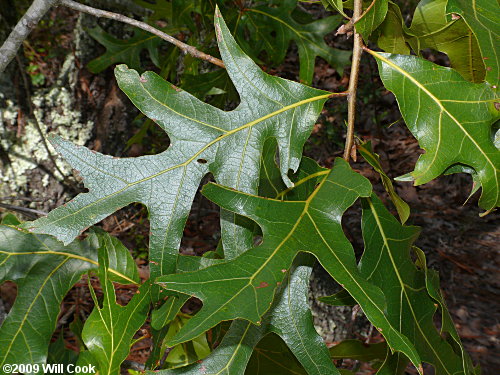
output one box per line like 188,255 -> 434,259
0,0 -> 59,73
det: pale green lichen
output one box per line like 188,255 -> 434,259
0,53 -> 94,195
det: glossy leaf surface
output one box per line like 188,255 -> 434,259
149,151 -> 336,374
447,0 -> 500,87
150,257 -> 338,375
25,12 -> 330,286
407,0 -> 485,83
370,50 -> 500,212
157,159 -> 423,370
355,0 -> 388,40
82,246 -> 151,375
0,226 -> 138,372
361,195 -> 474,374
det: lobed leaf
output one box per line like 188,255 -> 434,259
239,0 -> 351,84
0,226 -> 138,372
157,158 -> 423,371
25,11 -> 330,292
150,256 -> 338,375
369,50 -> 500,212
406,0 -> 485,83
81,245 -> 151,375
360,195 -> 475,374
446,0 -> 500,87
86,26 -> 163,73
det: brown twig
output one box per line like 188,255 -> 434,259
0,203 -> 47,218
59,0 -> 225,69
343,0 -> 364,161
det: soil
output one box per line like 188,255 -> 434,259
0,2 -> 499,374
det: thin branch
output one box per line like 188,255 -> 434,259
343,0 -> 364,161
60,0 -> 225,69
0,203 -> 47,219
0,0 -> 60,73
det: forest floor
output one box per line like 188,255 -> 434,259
0,3 -> 499,374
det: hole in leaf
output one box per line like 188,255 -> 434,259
197,158 -> 207,164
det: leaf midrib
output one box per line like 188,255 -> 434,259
367,198 -> 454,375
38,93 -> 330,229
170,176 -> 420,369
369,50 -> 499,186
0,257 -> 69,365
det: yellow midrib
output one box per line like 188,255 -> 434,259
0,249 -> 137,285
36,92 -> 330,228
367,199 -> 454,375
368,49 -> 498,191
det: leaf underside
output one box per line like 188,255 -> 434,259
24,11 -> 330,293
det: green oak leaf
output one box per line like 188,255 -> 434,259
240,0 -> 351,84
360,194 -> 475,374
0,226 -> 138,372
47,334 -> 77,368
375,1 -> 410,54
413,247 -> 479,375
369,50 -> 500,213
446,0 -> 500,87
156,158 -> 423,371
149,256 -> 339,375
320,0 -> 349,18
245,333 -> 308,375
407,0 -> 485,83
86,26 -> 163,73
133,0 -> 199,31
329,339 -> 387,362
81,245 -> 151,375
147,149 -> 336,374
24,11 -> 330,290
355,0 -> 389,40
358,140 -> 410,223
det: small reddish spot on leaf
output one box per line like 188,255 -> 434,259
494,102 -> 499,111
451,13 -> 461,20
139,76 -> 148,83
256,281 -> 269,289
486,66 -> 492,71
136,290 -> 140,294
276,282 -> 281,286
171,84 -> 181,92
215,24 -> 222,40
281,269 -> 287,273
